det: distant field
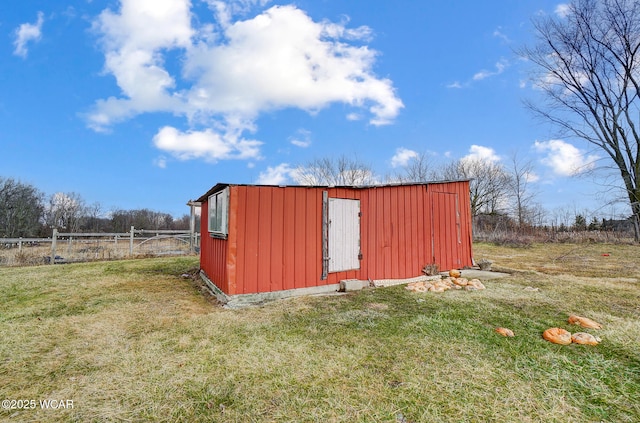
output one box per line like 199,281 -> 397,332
0,243 -> 638,422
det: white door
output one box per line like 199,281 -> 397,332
328,198 -> 361,272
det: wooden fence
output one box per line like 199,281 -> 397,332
0,227 -> 200,266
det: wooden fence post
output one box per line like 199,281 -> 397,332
187,200 -> 200,254
129,226 -> 134,256
51,229 -> 58,265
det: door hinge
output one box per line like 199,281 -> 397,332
358,253 -> 363,260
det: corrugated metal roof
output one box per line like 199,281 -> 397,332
195,179 -> 472,202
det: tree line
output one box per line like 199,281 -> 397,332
294,153 -> 634,236
0,177 -> 192,238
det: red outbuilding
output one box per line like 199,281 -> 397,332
196,181 -> 473,304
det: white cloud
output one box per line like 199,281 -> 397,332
390,147 -> 418,168
472,59 -> 508,81
256,163 -> 294,184
13,12 -> 44,58
493,27 -> 511,43
289,129 -> 312,148
203,0 -> 272,28
462,145 -> 501,164
448,58 -> 508,88
88,0 -> 403,161
153,156 -> 168,168
534,139 -> 598,176
182,5 -> 402,125
87,0 -> 193,130
290,139 -> 311,148
152,126 -> 262,162
555,4 -> 570,18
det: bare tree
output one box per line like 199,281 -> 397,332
294,155 -> 377,186
527,203 -> 548,227
81,202 -> 104,232
45,192 -> 86,232
395,152 -> 435,183
508,152 -> 541,227
437,158 -> 512,217
550,206 -> 575,230
520,0 -> 640,241
0,177 -> 44,237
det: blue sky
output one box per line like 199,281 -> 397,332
0,0 -> 626,221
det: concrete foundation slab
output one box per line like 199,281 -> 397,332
200,270 -> 340,308
339,279 -> 368,292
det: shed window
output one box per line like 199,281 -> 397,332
208,188 -> 229,237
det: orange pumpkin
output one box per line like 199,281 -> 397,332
571,332 -> 600,346
568,315 -> 602,329
449,269 -> 461,278
542,327 -> 572,345
495,327 -> 515,337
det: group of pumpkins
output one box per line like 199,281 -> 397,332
405,269 -> 486,293
496,314 -> 603,346
407,268 -> 603,347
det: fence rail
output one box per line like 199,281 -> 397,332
0,226 -> 200,266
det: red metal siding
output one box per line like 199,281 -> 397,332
199,201 -> 230,293
431,192 -> 458,269
427,182 -> 473,270
270,188 -> 285,292
229,186 -> 324,295
282,188 -> 296,290
340,184 -> 433,283
200,181 -> 473,295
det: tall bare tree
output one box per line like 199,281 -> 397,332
508,152 -> 541,227
45,192 -> 86,232
520,0 -> 640,241
438,158 -> 512,218
294,155 -> 377,186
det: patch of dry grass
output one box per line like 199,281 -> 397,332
1,247 -> 639,422
474,241 -> 640,279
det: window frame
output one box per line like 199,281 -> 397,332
208,188 -> 229,238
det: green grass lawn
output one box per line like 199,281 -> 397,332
1,244 -> 639,422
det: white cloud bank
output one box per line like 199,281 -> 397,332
89,0 -> 403,163
13,12 -> 44,58
390,147 -> 418,168
534,139 -> 598,176
462,145 -> 501,164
